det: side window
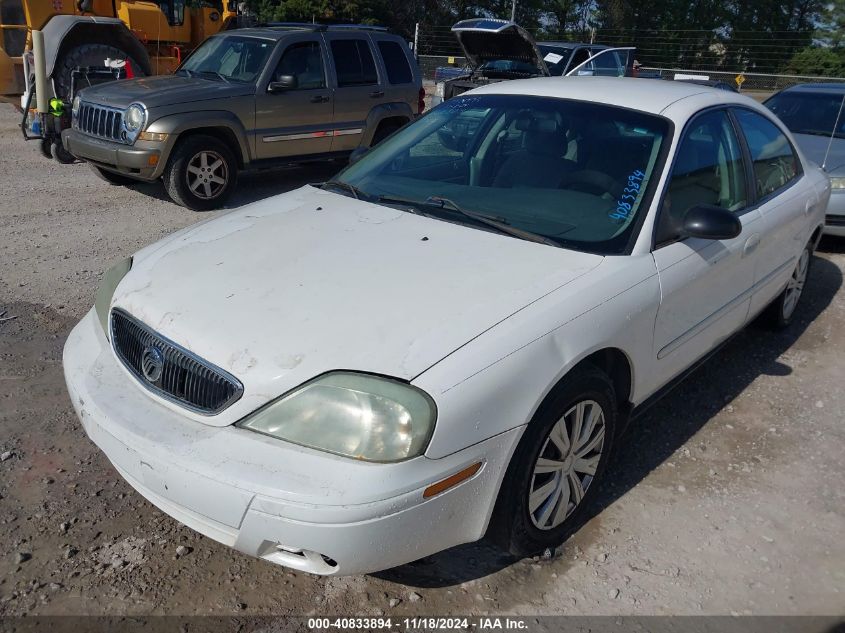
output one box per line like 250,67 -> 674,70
330,39 -> 378,87
657,110 -> 747,244
273,41 -> 325,90
734,109 -> 800,199
377,40 -> 413,84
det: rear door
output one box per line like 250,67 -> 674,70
325,33 -> 384,152
651,108 -> 762,389
730,107 -> 815,317
254,35 -> 333,159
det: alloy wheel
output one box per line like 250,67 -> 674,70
528,399 -> 606,530
782,248 -> 810,320
186,150 -> 229,200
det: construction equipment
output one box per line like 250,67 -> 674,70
1,0 -> 238,160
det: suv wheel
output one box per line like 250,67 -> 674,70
164,135 -> 237,211
488,366 -> 617,557
370,120 -> 404,146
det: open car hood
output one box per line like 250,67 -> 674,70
451,19 -> 549,76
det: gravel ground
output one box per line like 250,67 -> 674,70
0,103 -> 844,618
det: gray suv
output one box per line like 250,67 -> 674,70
62,25 -> 424,210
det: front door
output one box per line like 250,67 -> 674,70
254,36 -> 333,160
651,108 -> 761,390
325,33 -> 385,152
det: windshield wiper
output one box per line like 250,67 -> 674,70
176,68 -> 194,77
424,196 -> 562,247
197,70 -> 230,83
320,180 -> 368,200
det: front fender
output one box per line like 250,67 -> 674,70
145,111 -> 252,175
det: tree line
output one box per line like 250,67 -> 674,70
244,0 -> 845,75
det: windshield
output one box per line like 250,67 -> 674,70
766,91 -> 845,139
178,35 -> 274,83
538,45 -> 573,76
335,94 -> 670,254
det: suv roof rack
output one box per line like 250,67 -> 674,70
258,22 -> 389,32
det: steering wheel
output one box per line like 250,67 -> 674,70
559,170 -> 621,199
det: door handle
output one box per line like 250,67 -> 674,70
369,90 -> 384,98
310,95 -> 329,103
804,197 -> 815,215
743,233 -> 761,257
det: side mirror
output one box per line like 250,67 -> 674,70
268,75 -> 297,93
348,147 -> 369,165
680,204 -> 742,240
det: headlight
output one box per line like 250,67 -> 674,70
123,103 -> 146,138
830,176 -> 845,191
72,94 -> 81,118
237,372 -> 437,462
94,256 -> 132,334
435,82 -> 445,98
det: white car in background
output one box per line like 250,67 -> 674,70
63,78 -> 829,576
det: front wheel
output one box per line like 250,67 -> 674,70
762,242 -> 812,329
489,367 -> 617,557
163,135 -> 237,211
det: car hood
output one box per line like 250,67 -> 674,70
793,132 -> 845,175
79,75 -> 254,109
451,19 -> 549,75
112,186 -> 602,426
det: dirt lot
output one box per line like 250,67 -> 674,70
0,103 -> 843,618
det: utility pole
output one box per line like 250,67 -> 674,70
510,0 -> 516,22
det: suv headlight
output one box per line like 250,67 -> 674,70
123,103 -> 147,140
237,372 -> 437,462
72,94 -> 81,118
94,256 -> 132,334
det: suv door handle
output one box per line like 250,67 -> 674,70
310,95 -> 330,103
369,90 -> 384,98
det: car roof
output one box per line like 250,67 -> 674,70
779,82 -> 845,94
538,41 -> 606,50
466,76 -> 761,117
225,24 -> 394,41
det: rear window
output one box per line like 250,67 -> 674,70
377,40 -> 413,84
330,39 -> 378,87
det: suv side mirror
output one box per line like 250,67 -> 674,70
680,204 -> 742,240
268,75 -> 297,93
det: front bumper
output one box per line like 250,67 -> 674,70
824,191 -> 845,237
63,308 -> 520,575
62,129 -> 164,181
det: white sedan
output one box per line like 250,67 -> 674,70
63,77 -> 829,576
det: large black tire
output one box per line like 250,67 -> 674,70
54,43 -> 146,99
89,163 -> 136,186
163,135 -> 238,211
761,241 -> 813,330
488,366 -> 618,557
370,120 -> 405,146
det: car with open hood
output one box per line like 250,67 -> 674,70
64,77 -> 828,576
431,19 -> 633,105
765,83 -> 845,236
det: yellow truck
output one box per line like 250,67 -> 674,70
1,0 -> 237,158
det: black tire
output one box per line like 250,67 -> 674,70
89,163 -> 136,186
51,141 -> 76,164
370,120 -> 405,146
761,241 -> 813,329
163,135 -> 238,211
54,43 -> 146,99
488,366 -> 618,557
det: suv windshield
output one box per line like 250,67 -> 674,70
335,94 -> 669,254
766,91 -> 845,139
178,35 -> 274,83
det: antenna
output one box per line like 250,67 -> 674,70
822,92 -> 845,172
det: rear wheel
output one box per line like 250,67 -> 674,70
54,43 -> 146,99
163,135 -> 237,211
762,242 -> 812,329
370,120 -> 405,146
489,366 -> 617,557
89,164 -> 136,186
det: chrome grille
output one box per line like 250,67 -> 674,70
74,102 -> 127,143
110,309 -> 243,415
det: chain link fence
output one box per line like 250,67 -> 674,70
414,24 -> 845,96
